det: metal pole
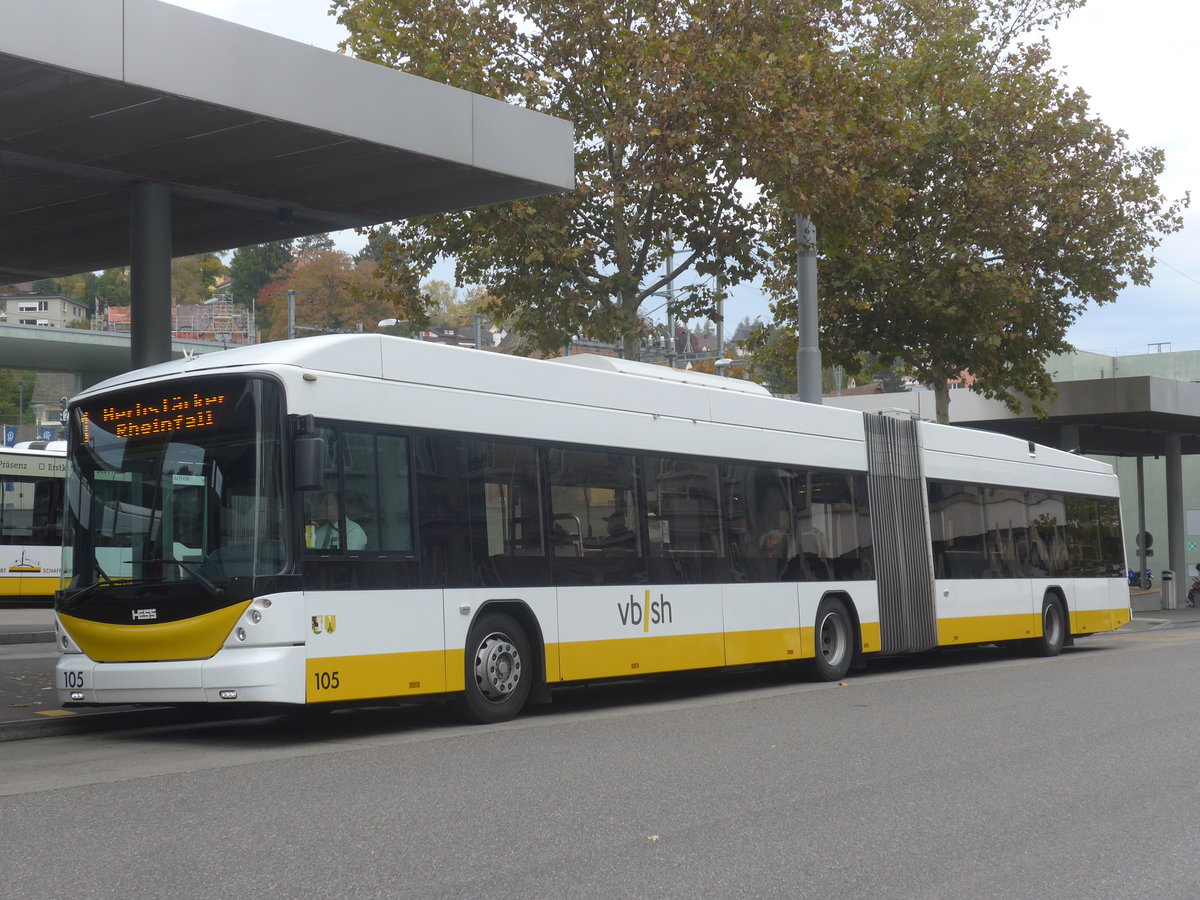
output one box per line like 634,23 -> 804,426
287,290 -> 297,341
474,313 -> 483,351
1166,433 -> 1185,608
795,213 -> 821,403
1136,455 -> 1147,583
715,272 -> 725,375
665,239 -> 676,368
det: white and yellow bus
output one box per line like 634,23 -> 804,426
0,444 -> 65,606
55,335 -> 1130,721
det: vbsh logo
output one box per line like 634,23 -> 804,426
617,590 -> 673,632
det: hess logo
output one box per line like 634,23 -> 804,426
617,591 -> 673,631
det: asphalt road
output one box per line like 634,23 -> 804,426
3,630 -> 1199,899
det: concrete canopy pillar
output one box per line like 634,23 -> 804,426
129,182 -> 173,369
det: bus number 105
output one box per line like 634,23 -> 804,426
313,671 -> 340,691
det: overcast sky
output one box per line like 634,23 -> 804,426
167,0 -> 1199,355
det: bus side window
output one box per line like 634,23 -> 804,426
376,434 -> 412,553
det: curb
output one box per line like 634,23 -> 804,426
0,630 -> 55,646
0,708 -> 170,742
1128,616 -> 1200,631
0,704 -> 268,742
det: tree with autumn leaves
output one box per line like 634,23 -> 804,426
335,0 -> 874,361
752,0 -> 1186,420
335,0 -> 1183,419
256,244 -> 396,341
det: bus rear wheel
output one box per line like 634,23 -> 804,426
459,613 -> 532,724
812,597 -> 854,681
1031,595 -> 1066,657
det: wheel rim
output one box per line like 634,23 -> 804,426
818,610 -> 849,668
1044,603 -> 1063,646
473,631 -> 522,702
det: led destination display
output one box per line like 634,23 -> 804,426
84,392 -> 228,439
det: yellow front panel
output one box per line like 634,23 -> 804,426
560,632 -> 725,681
306,649 -> 446,703
938,613 -> 1040,646
724,627 -> 802,667
59,601 -> 252,662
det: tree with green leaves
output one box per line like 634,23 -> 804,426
335,0 -> 874,360
294,233 -> 336,256
93,268 -> 130,309
229,240 -> 293,309
754,0 -> 1185,421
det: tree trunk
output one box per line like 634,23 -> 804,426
623,331 -> 641,362
933,381 -> 951,424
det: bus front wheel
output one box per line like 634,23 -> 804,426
460,613 -> 532,724
812,597 -> 854,681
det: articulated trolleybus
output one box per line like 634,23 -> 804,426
1,444 -> 65,606
55,335 -> 1130,722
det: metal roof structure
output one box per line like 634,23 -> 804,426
828,377 -> 1200,458
0,0 -> 574,283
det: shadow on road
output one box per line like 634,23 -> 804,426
92,639 -> 1113,748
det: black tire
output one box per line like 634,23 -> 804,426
1032,594 -> 1066,657
459,613 -> 532,724
811,597 -> 854,681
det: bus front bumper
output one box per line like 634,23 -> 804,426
55,644 -> 307,706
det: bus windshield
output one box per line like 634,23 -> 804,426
63,376 -> 287,591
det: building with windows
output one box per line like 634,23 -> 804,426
0,291 -> 89,328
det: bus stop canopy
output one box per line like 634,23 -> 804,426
0,0 -> 574,283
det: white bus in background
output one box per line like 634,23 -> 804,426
54,336 -> 1129,722
0,443 -> 66,606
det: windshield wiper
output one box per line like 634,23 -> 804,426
132,558 -> 225,598
59,558 -> 119,611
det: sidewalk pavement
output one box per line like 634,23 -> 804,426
2,593 -> 1199,741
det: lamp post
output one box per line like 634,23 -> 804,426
795,213 -> 821,404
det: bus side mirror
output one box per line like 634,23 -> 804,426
293,436 -> 324,491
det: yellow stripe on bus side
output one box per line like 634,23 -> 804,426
447,647 -> 465,693
725,627 -> 804,667
560,632 -> 726,681
59,601 -> 252,662
306,650 -> 447,703
1072,607 -> 1131,634
860,621 -> 882,653
15,576 -> 60,596
938,613 -> 1039,645
938,608 -> 1132,647
306,605 -> 1136,704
